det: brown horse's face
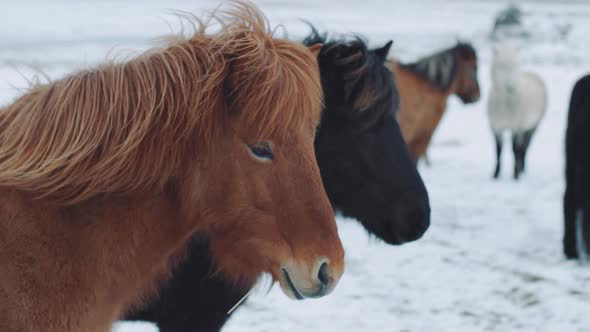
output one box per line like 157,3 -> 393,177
455,52 -> 481,104
193,128 -> 344,300
183,44 -> 345,298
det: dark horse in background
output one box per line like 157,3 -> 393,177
564,74 -> 590,261
123,29 -> 430,331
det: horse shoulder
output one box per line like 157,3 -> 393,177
486,89 -> 500,114
518,72 -> 547,118
0,190 -> 75,329
520,72 -> 545,93
0,188 -> 188,329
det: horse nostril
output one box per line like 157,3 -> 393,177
318,262 -> 330,286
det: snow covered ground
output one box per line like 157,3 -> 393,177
2,1 -> 590,331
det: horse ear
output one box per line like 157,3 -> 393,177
308,43 -> 323,58
375,40 -> 393,61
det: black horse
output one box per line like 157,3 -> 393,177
564,74 -> 590,260
123,30 -> 430,331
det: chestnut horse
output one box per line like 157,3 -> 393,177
123,30 -> 430,332
0,3 -> 344,331
387,42 -> 481,162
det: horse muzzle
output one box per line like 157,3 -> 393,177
279,258 -> 340,300
460,90 -> 480,104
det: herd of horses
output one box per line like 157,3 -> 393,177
0,2 -> 587,331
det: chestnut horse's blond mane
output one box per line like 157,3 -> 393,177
0,1 -> 322,205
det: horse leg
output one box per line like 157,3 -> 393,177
410,131 -> 432,163
407,139 -> 422,163
422,151 -> 431,167
577,167 -> 590,263
519,128 -> 535,173
576,207 -> 590,264
512,132 -> 525,180
564,184 -> 578,259
493,132 -> 503,179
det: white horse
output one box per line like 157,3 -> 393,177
487,43 -> 546,180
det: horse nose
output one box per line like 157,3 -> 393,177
311,259 -> 333,298
318,262 -> 329,287
404,205 -> 430,240
390,199 -> 430,244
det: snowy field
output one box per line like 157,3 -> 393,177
2,1 -> 590,331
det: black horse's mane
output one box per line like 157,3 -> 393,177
400,42 -> 476,92
302,26 -> 396,126
302,26 -> 369,101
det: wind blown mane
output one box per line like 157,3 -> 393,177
0,1 -> 322,205
303,26 -> 390,117
401,42 -> 475,91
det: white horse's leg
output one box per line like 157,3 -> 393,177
512,132 -> 523,180
512,130 -> 532,180
520,128 -> 535,173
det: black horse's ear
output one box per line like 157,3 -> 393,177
374,40 -> 393,61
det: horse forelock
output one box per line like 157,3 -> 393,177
302,30 -> 388,115
353,47 -> 397,116
224,38 -> 322,139
0,1 -> 320,205
330,40 -> 370,105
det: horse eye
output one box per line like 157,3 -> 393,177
247,142 -> 274,161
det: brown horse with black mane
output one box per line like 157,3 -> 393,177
387,42 -> 480,162
0,2 -> 344,331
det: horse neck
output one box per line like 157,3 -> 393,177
401,62 -> 454,96
0,185 -> 201,329
394,64 -> 450,140
492,62 -> 517,85
67,190 -> 198,307
74,190 -> 193,265
401,65 -> 452,106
